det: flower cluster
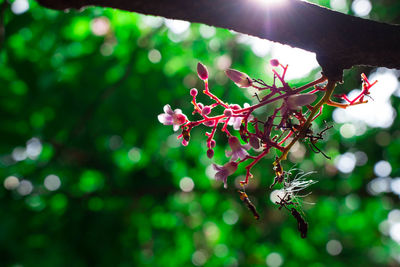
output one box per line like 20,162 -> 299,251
158,60 -> 377,188
158,60 -> 377,236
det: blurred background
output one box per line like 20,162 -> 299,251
1,0 -> 400,266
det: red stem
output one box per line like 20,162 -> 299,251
234,76 -> 327,114
203,80 -> 229,109
240,150 -> 268,185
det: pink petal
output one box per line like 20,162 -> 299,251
215,171 -> 227,182
233,118 -> 242,130
225,69 -> 252,88
173,124 -> 180,131
242,143 -> 251,150
213,164 -> 224,171
173,108 -> 183,114
236,149 -> 248,160
173,113 -> 187,125
163,104 -> 174,115
230,152 -> 239,162
225,162 -> 238,174
158,114 -> 173,125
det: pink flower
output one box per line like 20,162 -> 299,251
225,136 -> 251,161
228,116 -> 242,130
227,104 -> 253,130
213,161 -> 238,188
158,104 -> 187,131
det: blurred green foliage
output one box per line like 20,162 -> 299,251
1,0 -> 400,266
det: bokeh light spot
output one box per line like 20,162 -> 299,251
335,152 -> 356,173
203,222 -> 220,242
192,250 -> 208,266
199,25 -> 216,39
128,147 -> 142,163
330,0 -> 349,13
352,0 -> 372,17
223,210 -> 239,225
12,147 -> 27,162
214,244 -> 229,258
340,123 -> 355,138
91,17 -> 110,36
4,176 -> 20,190
17,180 -> 33,196
179,177 -> 195,192
11,0 -> 29,14
345,194 -> 360,210
334,69 -> 398,128
388,209 -> 400,223
266,252 -> 283,267
216,55 -> 232,70
165,19 -> 190,34
26,138 -> 43,159
389,223 -> 400,244
379,220 -> 390,235
79,170 -> 104,193
354,151 -> 368,166
44,174 -> 61,191
390,178 -> 400,195
326,239 -> 343,255
148,49 -> 162,63
374,160 -> 392,177
367,177 -> 391,195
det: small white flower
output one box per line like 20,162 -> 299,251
227,104 -> 253,130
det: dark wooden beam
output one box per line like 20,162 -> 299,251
36,0 -> 400,80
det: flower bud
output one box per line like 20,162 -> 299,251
225,69 -> 252,88
230,104 -> 240,110
223,109 -> 233,117
197,62 -> 209,80
207,149 -> 214,159
249,135 -> 260,149
197,103 -> 204,110
190,88 -> 198,96
210,139 -> 216,148
270,59 -> 280,67
202,106 -> 211,116
182,139 -> 188,146
203,120 -> 215,127
287,93 -> 317,110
